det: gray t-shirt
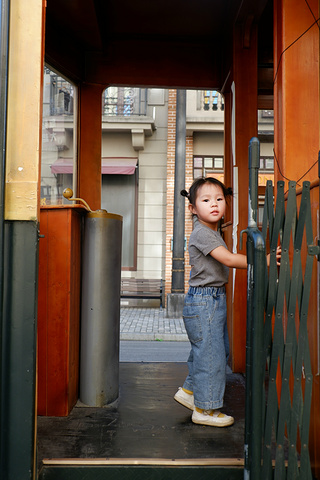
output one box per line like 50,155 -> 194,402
188,218 -> 229,287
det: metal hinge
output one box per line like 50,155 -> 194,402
308,240 -> 320,260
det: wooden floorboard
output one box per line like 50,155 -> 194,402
37,363 -> 245,467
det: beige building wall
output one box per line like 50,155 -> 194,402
193,132 -> 224,155
101,133 -> 135,157
260,143 -> 274,156
136,92 -> 168,280
100,91 -> 169,292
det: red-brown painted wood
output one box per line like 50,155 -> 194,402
225,23 -> 258,373
37,206 -> 83,416
77,83 -> 104,211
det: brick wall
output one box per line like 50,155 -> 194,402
165,90 -> 193,302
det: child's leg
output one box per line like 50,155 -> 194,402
182,348 -> 193,393
224,318 -> 230,365
174,347 -> 194,410
183,290 -> 227,411
174,290 -> 195,410
178,288 -> 234,426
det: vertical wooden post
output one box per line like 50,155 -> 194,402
222,91 -> 235,365
229,22 -> 258,372
78,83 -> 104,211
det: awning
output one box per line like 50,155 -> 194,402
50,157 -> 138,175
102,157 -> 137,175
51,158 -> 73,174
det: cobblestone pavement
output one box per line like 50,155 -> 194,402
120,307 -> 188,341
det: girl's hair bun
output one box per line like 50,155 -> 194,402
180,189 -> 190,199
226,187 -> 233,196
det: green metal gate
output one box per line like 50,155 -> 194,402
243,137 -> 319,479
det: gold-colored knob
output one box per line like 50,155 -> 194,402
63,188 -> 73,200
63,188 -> 93,212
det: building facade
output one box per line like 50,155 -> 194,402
41,72 -> 275,306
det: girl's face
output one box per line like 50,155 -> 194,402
189,182 -> 226,230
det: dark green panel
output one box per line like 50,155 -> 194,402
38,465 -> 244,480
1,220 -> 38,480
246,139 -> 318,479
258,180 -> 315,480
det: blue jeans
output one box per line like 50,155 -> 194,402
182,286 -> 229,410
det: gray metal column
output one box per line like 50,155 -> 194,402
80,210 -> 122,407
167,90 -> 186,317
171,89 -> 186,293
167,90 -> 186,318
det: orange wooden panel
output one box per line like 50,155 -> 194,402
274,0 -> 319,186
78,83 -> 104,211
37,206 -> 82,416
229,23 -> 258,373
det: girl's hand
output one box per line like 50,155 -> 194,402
267,246 -> 282,267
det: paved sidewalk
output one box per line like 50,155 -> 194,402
120,307 -> 188,341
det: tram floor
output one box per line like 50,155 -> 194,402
37,362 -> 246,468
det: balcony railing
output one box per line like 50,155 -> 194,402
103,87 -> 147,116
198,90 -> 224,112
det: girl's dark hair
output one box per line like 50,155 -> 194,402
181,177 -> 233,205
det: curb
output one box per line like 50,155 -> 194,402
120,333 -> 189,342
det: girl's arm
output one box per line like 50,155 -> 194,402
210,245 -> 281,269
210,246 -> 247,269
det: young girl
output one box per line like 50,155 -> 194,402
174,176 -> 279,427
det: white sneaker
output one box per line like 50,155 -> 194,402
174,387 -> 195,410
192,409 -> 234,427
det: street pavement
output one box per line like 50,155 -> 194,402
120,340 -> 190,362
120,307 -> 190,362
120,307 -> 188,342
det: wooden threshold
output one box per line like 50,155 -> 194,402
42,457 -> 245,467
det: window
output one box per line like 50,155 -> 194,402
261,110 -> 274,118
41,67 -> 76,205
101,172 -> 138,270
199,90 -> 224,111
204,90 -> 219,110
258,156 -> 275,225
193,155 -> 224,181
260,156 -> 274,171
103,87 -> 147,116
